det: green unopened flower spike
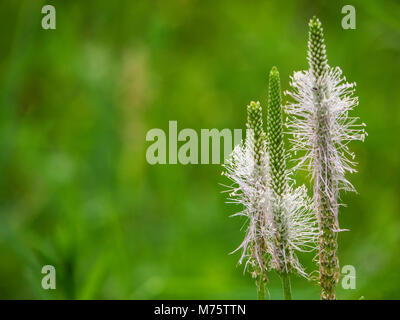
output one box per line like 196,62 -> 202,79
285,17 -> 367,300
268,67 -> 292,299
267,67 -> 317,300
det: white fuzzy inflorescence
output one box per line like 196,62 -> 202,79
285,67 -> 367,228
223,103 -> 317,278
223,128 -> 269,272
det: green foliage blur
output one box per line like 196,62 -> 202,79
0,0 -> 399,299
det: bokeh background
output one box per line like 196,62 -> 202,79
0,0 -> 399,299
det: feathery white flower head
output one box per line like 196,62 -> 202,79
223,101 -> 269,273
284,16 -> 366,300
285,67 -> 366,198
223,100 -> 317,279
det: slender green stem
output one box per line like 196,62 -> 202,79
280,272 -> 292,300
256,275 -> 266,300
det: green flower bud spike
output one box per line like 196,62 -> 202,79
308,17 -> 329,80
247,101 -> 267,168
267,67 -> 292,300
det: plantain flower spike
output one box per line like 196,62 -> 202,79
267,67 -> 316,299
223,68 -> 317,300
223,101 -> 269,299
285,17 -> 367,299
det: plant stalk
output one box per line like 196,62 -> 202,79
280,272 -> 292,300
256,275 -> 266,300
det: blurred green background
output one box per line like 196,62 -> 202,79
0,0 -> 399,299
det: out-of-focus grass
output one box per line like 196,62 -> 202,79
0,0 -> 399,299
